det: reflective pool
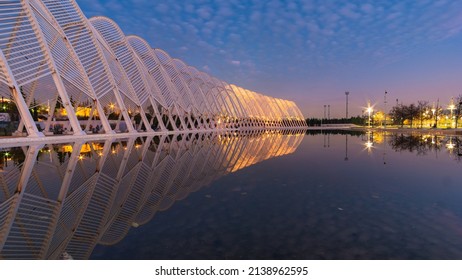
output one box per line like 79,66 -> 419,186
1,130 -> 462,259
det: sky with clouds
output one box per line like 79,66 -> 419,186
77,0 -> 462,118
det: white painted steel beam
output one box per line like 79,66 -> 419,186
0,0 -> 306,140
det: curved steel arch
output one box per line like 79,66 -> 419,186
38,0 -> 138,135
197,72 -> 230,115
0,0 -> 306,140
89,16 -> 168,132
173,59 -> 212,129
187,65 -> 222,119
127,39 -> 193,131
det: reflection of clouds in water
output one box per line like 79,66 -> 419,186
96,131 -> 462,260
103,171 -> 462,260
0,130 -> 304,259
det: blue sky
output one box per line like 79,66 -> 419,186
77,0 -> 462,118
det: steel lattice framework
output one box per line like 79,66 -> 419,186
0,0 -> 306,138
0,130 -> 305,259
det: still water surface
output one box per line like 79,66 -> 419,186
1,130 -> 461,259
93,131 -> 462,259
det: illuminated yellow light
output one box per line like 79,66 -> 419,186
62,145 -> 73,153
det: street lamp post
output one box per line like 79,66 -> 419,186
384,91 -> 387,129
435,98 -> 440,128
345,91 -> 349,119
449,98 -> 455,128
367,101 -> 373,128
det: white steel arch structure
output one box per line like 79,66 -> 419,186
0,130 -> 305,259
0,0 -> 306,139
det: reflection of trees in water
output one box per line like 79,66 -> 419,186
388,134 -> 462,160
388,134 -> 436,156
446,137 -> 462,162
306,129 -> 365,136
0,130 -> 305,259
456,138 -> 462,157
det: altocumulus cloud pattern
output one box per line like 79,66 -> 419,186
0,0 -> 306,139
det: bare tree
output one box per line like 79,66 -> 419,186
406,103 -> 419,128
390,104 -> 406,127
433,99 -> 442,128
417,100 -> 430,128
455,95 -> 462,129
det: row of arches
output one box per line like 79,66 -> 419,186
0,131 -> 305,259
0,0 -> 306,138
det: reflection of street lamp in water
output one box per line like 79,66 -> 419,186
344,134 -> 348,161
365,140 -> 373,150
446,137 -> 455,152
382,132 -> 387,165
364,131 -> 374,154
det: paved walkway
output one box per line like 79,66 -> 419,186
0,126 -> 309,146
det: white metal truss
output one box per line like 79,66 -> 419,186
0,129 -> 305,259
0,0 -> 306,139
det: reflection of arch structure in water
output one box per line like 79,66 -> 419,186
0,130 -> 304,259
0,1 -> 306,139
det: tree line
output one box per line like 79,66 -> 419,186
305,95 -> 462,128
305,116 -> 365,126
389,95 -> 462,128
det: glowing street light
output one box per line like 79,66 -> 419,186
366,102 -> 373,128
384,91 -> 387,128
431,107 -> 436,128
